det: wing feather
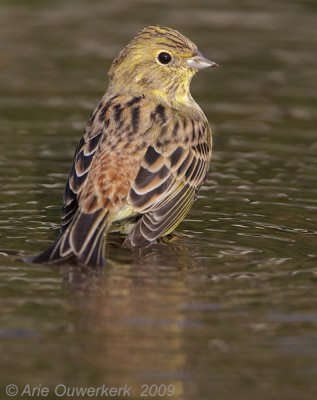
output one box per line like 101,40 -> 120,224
61,96 -> 211,247
32,94 -> 211,265
60,96 -> 118,231
125,112 -> 211,247
61,132 -> 102,231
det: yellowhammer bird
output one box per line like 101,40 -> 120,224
30,25 -> 217,266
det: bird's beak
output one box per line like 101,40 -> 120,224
186,51 -> 218,70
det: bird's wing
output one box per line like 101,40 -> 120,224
61,132 -> 101,231
61,94 -> 130,231
125,108 -> 211,247
61,94 -> 158,230
61,94 -> 211,249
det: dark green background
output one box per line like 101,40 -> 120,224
0,1 -> 316,399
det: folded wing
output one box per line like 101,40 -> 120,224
125,113 -> 211,247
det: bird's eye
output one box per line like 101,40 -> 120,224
158,52 -> 172,65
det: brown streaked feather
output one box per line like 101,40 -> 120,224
34,94 -> 211,264
60,94 -> 145,231
61,94 -> 123,232
125,107 -> 211,246
31,208 -> 110,267
62,96 -> 210,248
124,183 -> 195,247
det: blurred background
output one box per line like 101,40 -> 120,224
0,0 -> 316,399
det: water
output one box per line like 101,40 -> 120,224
0,0 -> 317,399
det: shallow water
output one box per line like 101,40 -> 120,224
0,0 -> 317,399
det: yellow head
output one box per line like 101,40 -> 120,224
108,25 -> 217,108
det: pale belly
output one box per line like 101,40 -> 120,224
110,204 -> 140,234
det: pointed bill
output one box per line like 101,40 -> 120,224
186,51 -> 218,70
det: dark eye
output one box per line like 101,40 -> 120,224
158,52 -> 172,65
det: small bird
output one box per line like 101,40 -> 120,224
30,25 -> 217,267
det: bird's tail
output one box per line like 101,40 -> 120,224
28,208 -> 110,267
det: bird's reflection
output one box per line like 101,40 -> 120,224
59,233 -> 205,295
55,236 -> 204,398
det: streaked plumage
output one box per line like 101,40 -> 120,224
30,25 -> 217,266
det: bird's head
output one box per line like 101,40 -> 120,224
108,25 -> 217,108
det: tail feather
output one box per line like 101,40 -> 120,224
29,209 -> 110,267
